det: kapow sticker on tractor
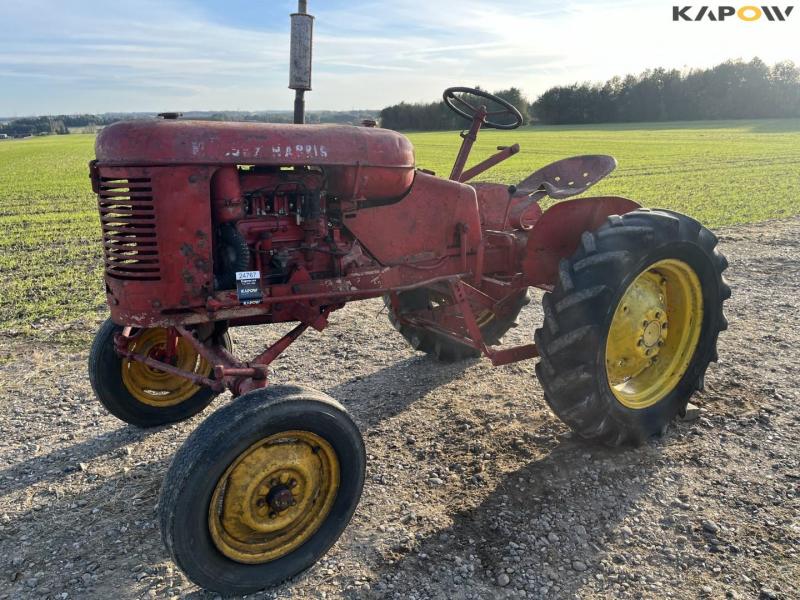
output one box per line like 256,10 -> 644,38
673,5 -> 795,20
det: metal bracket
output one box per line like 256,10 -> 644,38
448,279 -> 538,366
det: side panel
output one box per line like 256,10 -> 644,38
472,182 -> 543,230
342,172 -> 482,266
95,120 -> 416,200
100,165 -> 215,326
522,196 -> 641,287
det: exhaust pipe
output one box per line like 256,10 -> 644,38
289,0 -> 314,124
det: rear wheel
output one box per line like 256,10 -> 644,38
88,319 -> 231,428
534,209 -> 730,445
159,385 -> 366,595
386,287 -> 530,361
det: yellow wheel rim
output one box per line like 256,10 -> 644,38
209,431 -> 340,564
121,328 -> 210,407
605,259 -> 703,410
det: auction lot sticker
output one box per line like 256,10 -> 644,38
235,271 -> 263,305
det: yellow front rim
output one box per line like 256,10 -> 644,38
605,259 -> 704,410
209,431 -> 340,564
121,328 -> 210,407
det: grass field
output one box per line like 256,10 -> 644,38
1,119 -> 799,343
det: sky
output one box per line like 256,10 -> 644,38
1,0 -> 798,116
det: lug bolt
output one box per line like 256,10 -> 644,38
655,311 -> 661,319
269,511 -> 277,519
289,479 -> 297,488
637,338 -> 644,346
658,340 -> 664,347
256,498 -> 267,507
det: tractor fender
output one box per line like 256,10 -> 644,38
521,196 -> 641,287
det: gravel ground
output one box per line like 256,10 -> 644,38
1,217 -> 798,600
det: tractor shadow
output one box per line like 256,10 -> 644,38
361,434 -> 662,599
324,354 -> 474,429
3,454 -> 174,599
0,424 -> 160,496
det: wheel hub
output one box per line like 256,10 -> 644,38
606,271 -> 668,383
208,430 -> 340,564
642,320 -> 663,348
121,328 -> 210,406
605,259 -> 703,410
265,481 -> 297,514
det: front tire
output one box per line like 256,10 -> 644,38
534,209 -> 730,445
159,385 -> 366,595
88,319 -> 231,428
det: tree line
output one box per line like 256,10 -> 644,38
379,58 -> 800,129
0,116 -> 70,137
3,58 -> 797,136
0,111 -> 383,137
380,88 -> 530,130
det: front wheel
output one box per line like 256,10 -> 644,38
534,209 -> 730,446
88,319 -> 231,428
159,385 -> 366,595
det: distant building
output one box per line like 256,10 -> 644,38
0,133 -> 8,139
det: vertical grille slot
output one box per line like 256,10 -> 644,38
98,177 -> 160,281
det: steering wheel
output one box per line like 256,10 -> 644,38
443,86 -> 523,130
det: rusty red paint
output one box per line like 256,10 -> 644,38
522,196 -> 641,286
93,102 -> 635,396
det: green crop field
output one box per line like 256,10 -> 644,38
1,119 -> 799,344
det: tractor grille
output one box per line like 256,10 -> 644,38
98,177 -> 160,281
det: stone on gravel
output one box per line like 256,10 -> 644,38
702,519 -> 720,534
496,573 -> 510,587
680,403 -> 702,422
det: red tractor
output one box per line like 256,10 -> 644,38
88,87 -> 728,594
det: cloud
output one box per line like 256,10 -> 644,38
0,0 -> 797,114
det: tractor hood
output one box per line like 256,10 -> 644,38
95,119 -> 416,170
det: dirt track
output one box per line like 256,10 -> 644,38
1,217 -> 799,600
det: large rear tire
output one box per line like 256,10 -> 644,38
534,209 -> 730,446
386,287 -> 530,362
